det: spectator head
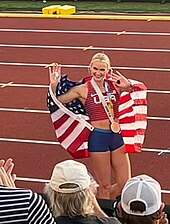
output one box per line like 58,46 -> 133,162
120,174 -> 164,224
44,160 -> 98,218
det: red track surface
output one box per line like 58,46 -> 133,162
0,17 -> 170,203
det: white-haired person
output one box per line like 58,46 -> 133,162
47,52 -> 147,199
116,174 -> 169,224
44,159 -> 121,224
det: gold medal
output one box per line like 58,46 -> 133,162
110,122 -> 120,133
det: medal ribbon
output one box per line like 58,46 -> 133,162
90,78 -> 115,124
104,81 -> 116,119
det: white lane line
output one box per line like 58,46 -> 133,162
0,81 -> 14,88
15,176 -> 170,194
0,108 -> 170,120
0,137 -> 169,155
16,177 -> 170,194
116,67 -> 170,72
1,43 -> 170,53
1,62 -> 170,72
1,28 -> 170,36
147,90 -> 170,94
0,83 -> 49,88
117,30 -> 126,36
0,137 -> 60,145
143,148 -> 170,155
0,62 -> 87,68
83,45 -> 93,51
0,83 -> 169,94
0,108 -> 49,113
162,190 -> 170,194
0,83 -> 47,88
148,117 -> 170,121
16,177 -> 49,183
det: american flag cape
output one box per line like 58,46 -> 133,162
47,75 -> 147,158
119,79 -> 147,153
47,75 -> 94,159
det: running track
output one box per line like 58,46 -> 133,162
0,14 -> 170,203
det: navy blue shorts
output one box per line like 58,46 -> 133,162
88,128 -> 124,152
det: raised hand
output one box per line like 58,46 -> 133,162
46,62 -> 61,85
106,70 -> 132,93
0,158 -> 16,188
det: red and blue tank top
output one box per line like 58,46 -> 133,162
84,80 -> 120,121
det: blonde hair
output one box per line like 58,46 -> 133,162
90,52 -> 111,68
44,184 -> 95,218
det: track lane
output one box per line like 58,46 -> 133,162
0,87 -> 48,110
1,31 -> 170,49
0,110 -> 169,151
0,87 -> 169,117
2,18 -> 170,33
0,67 -> 170,91
0,16 -> 169,203
1,48 -> 170,69
0,112 -> 54,140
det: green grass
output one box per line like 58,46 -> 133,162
1,1 -> 170,13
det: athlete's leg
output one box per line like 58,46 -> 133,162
110,145 -> 131,199
88,129 -> 112,199
90,151 -> 112,199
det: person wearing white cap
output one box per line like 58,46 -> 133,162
119,174 -> 168,224
44,159 -> 122,224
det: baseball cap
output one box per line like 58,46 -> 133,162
50,160 -> 91,193
121,175 -> 162,216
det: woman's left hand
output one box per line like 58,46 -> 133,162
106,70 -> 132,93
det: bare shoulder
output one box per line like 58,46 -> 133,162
73,83 -> 87,97
75,83 -> 87,90
72,83 -> 88,103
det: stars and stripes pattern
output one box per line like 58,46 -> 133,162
47,75 -> 94,159
119,79 -> 147,153
47,75 -> 147,158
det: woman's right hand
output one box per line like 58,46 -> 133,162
46,62 -> 61,85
